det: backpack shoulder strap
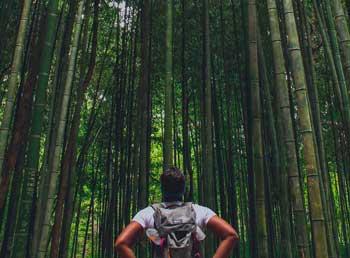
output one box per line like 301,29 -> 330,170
183,202 -> 193,207
150,203 -> 166,211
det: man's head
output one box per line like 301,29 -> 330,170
160,167 -> 185,201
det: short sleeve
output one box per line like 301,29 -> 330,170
193,204 -> 216,228
132,206 -> 155,229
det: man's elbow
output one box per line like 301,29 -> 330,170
226,231 -> 239,247
233,231 -> 240,243
114,238 -> 128,253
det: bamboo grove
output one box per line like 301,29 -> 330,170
1,0 -> 350,257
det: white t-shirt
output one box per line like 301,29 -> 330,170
132,203 -> 216,229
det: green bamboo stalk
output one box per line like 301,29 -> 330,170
11,1 -> 61,256
30,0 -> 77,254
181,0 -> 194,201
327,75 -> 350,258
201,0 -> 215,256
164,0 -> 173,169
138,0 -> 150,211
331,0 -> 350,85
258,31 -> 284,258
281,0 -> 329,257
308,2 -> 340,257
314,0 -> 344,115
258,25 -> 293,258
321,0 -> 350,134
248,0 -> 268,257
49,0 -> 99,255
0,0 -> 32,174
34,1 -> 85,257
295,2 -> 339,257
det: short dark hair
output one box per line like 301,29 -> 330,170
160,167 -> 185,196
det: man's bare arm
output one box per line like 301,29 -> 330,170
207,215 -> 239,258
114,221 -> 144,258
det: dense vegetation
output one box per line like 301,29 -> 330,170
1,0 -> 350,257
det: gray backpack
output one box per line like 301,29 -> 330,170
146,202 -> 206,258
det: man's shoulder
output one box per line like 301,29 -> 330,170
192,203 -> 212,210
132,206 -> 155,228
134,206 -> 155,218
140,205 -> 155,213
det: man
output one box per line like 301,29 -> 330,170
115,167 -> 239,258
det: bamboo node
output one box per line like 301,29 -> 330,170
299,129 -> 313,134
306,173 -> 319,177
294,87 -> 306,92
288,47 -> 301,52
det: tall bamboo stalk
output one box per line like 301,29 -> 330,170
201,0 -> 215,256
181,0 -> 194,201
34,1 -> 85,257
164,0 -> 173,169
321,0 -> 350,135
331,0 -> 350,84
49,1 -> 99,256
281,0 -> 329,257
0,0 -> 32,177
248,0 -> 268,257
258,25 -> 293,258
314,0 -> 347,123
13,1 -> 61,255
